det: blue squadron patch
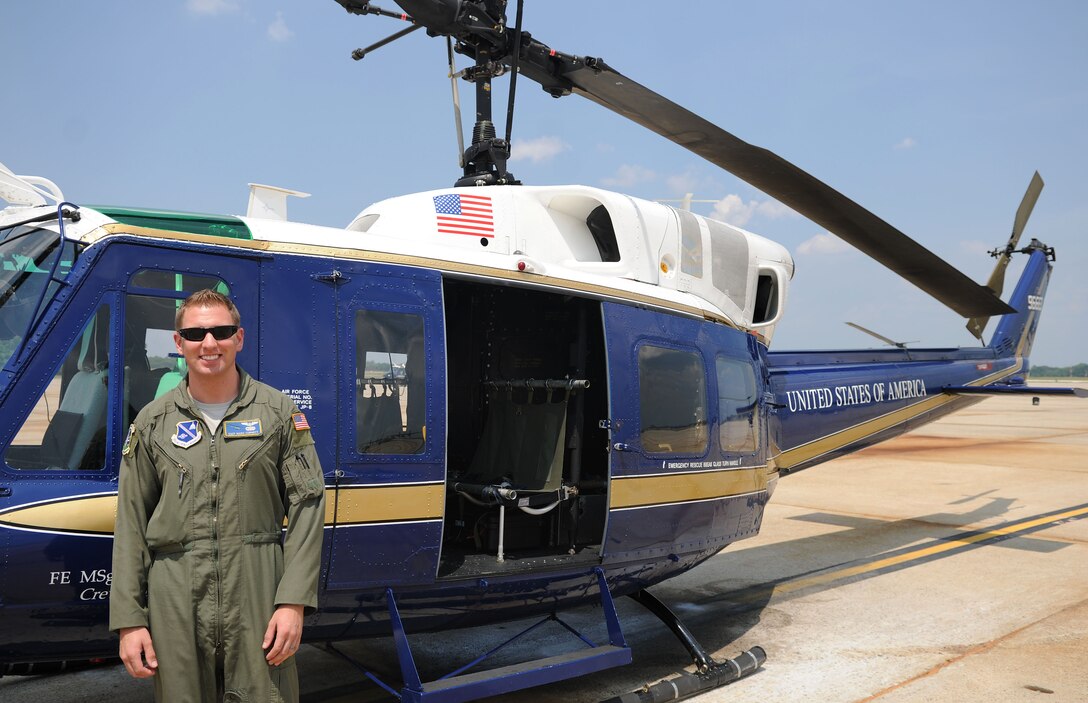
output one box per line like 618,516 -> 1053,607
172,420 -> 202,448
224,419 -> 262,438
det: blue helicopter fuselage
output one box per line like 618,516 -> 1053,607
0,202 -> 1050,666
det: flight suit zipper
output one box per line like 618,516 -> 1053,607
209,431 -> 223,652
151,437 -> 191,500
237,429 -> 280,473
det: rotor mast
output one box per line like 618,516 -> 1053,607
339,0 -> 520,186
458,43 -> 518,186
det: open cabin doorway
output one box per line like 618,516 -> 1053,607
439,279 -> 610,578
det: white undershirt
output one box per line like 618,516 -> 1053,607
194,399 -> 234,435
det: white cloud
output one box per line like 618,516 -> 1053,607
665,172 -> 700,196
893,137 -> 917,150
711,194 -> 755,226
797,232 -> 855,256
756,199 -> 796,219
710,194 -> 796,227
268,11 -> 293,42
186,0 -> 239,16
602,164 -> 656,188
510,136 -> 570,163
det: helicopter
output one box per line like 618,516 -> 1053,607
0,2 -> 1084,702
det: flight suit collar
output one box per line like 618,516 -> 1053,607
170,366 -> 257,422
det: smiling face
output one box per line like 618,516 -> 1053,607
174,303 -> 245,391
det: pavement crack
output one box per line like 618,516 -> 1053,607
853,596 -> 1088,702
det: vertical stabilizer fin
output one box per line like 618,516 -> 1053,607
986,239 -> 1053,360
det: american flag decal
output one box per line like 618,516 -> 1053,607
433,193 -> 494,237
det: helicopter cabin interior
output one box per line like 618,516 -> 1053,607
2,265 -> 228,474
437,278 -> 610,576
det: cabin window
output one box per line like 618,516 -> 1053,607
5,305 -> 111,471
122,274 -> 231,427
637,344 -> 708,454
678,209 -> 703,278
354,309 -> 426,454
129,270 -> 228,294
715,356 -> 759,453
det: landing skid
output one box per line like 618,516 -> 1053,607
329,568 -> 631,703
608,589 -> 766,703
325,578 -> 764,702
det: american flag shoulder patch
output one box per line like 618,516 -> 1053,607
292,412 -> 311,431
433,193 -> 494,237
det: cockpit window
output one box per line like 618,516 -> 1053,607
0,224 -> 75,368
5,304 -> 111,471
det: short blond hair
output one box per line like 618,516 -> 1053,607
175,289 -> 241,330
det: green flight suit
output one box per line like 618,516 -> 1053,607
110,369 -> 326,703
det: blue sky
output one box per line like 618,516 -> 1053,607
3,1 -> 1086,365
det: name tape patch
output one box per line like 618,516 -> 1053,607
225,419 -> 263,438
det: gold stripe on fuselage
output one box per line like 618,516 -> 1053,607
0,483 -> 445,536
328,483 -> 444,525
0,494 -> 117,535
610,467 -> 767,510
776,361 -> 1023,470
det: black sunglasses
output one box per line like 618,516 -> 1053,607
177,325 -> 239,342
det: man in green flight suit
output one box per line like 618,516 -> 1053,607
111,289 -> 326,702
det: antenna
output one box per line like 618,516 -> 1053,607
246,184 -> 311,221
656,193 -> 719,212
845,322 -> 916,350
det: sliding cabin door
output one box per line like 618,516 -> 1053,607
601,302 -> 769,564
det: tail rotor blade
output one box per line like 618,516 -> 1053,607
966,172 -> 1045,339
1010,171 -> 1044,251
983,253 -> 1014,300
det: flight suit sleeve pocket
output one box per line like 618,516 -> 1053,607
283,452 -> 323,504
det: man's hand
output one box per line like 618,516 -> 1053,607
118,626 -> 158,678
263,604 -> 304,666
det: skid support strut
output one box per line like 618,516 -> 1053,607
610,588 -> 766,703
376,569 -> 631,703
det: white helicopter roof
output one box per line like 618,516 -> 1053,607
341,185 -> 794,340
1,165 -> 794,344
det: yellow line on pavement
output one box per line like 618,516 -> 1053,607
772,504 -> 1088,597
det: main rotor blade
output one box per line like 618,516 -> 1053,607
561,60 -> 1014,319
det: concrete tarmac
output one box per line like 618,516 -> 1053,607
2,383 -> 1085,702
